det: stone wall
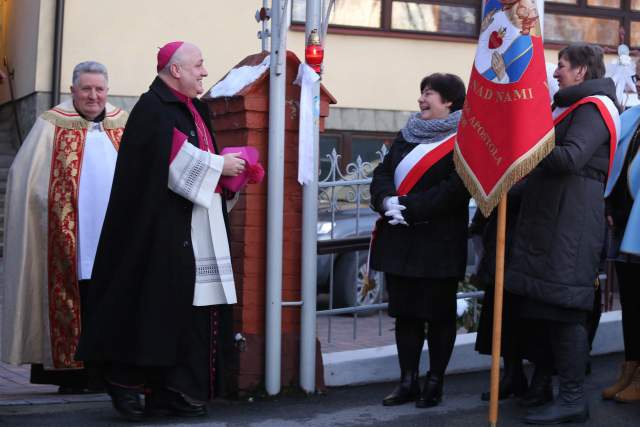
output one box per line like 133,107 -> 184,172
0,92 -> 49,153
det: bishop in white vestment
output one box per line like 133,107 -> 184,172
76,42 -> 245,421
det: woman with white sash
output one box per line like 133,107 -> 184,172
370,73 -> 469,408
505,44 -> 621,425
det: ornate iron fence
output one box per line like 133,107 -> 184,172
315,144 -> 485,344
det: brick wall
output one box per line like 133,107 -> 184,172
204,51 -> 334,394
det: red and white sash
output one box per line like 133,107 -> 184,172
394,133 -> 457,195
552,95 -> 620,178
366,133 -> 456,280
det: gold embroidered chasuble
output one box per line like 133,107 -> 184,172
1,101 -> 127,369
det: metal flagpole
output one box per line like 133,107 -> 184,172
299,0 -> 322,394
256,0 -> 271,52
489,195 -> 507,427
265,0 -> 290,396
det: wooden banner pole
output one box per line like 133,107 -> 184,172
489,194 -> 507,427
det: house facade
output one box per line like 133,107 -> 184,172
2,1 -> 636,155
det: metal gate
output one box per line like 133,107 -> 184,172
315,145 -> 485,350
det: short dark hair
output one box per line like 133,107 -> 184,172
419,73 -> 466,112
558,43 -> 605,81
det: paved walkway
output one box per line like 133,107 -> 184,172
0,362 -> 110,406
1,353 -> 639,426
0,260 -> 109,407
0,258 -> 109,406
0,258 -> 396,405
0,258 -> 622,410
0,312 -> 395,405
317,312 -> 395,353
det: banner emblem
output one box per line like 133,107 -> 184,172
455,0 -> 555,216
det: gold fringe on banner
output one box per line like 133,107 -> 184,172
454,127 -> 555,217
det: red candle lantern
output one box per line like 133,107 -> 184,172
305,29 -> 324,74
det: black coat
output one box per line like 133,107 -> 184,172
77,78 -> 233,372
606,118 -> 640,263
369,134 -> 470,279
607,122 -> 640,230
472,181 -> 525,356
505,78 -> 617,312
472,179 -> 526,287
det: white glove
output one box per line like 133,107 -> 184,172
383,196 -> 408,226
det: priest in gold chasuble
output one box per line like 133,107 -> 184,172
1,62 -> 127,393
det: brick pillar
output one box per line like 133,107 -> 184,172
203,51 -> 336,394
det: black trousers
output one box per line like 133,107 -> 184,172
31,280 -> 100,388
107,305 -> 214,402
394,316 -> 457,377
616,261 -> 640,361
385,274 -> 458,377
475,287 -> 522,358
525,318 -> 588,382
517,288 -> 599,365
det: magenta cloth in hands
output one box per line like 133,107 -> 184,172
219,146 -> 265,192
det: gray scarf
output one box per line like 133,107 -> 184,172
401,109 -> 462,144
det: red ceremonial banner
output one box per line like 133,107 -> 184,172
454,0 -> 555,216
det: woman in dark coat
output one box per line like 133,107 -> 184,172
370,73 -> 469,408
473,180 -> 528,401
505,44 -> 620,424
601,90 -> 640,402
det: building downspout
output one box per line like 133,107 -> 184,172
51,0 -> 64,107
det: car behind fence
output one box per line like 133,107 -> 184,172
315,145 -> 485,347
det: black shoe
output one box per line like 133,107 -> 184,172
520,382 -> 554,408
145,387 -> 207,417
520,367 -> 553,408
524,322 -> 589,424
523,401 -> 589,425
520,387 -> 554,408
105,382 -> 145,422
416,372 -> 443,408
382,371 -> 419,406
480,372 -> 528,401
